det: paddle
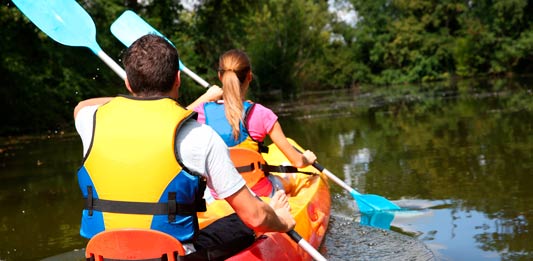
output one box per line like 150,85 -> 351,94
110,10 -> 210,88
360,210 -> 395,230
312,161 -> 401,212
291,144 -> 401,213
12,0 -> 126,80
286,230 -> 327,261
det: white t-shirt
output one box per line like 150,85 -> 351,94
75,105 -> 246,200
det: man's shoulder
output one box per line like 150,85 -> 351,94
179,119 -> 213,135
177,119 -> 221,144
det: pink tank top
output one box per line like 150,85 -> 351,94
194,101 -> 278,142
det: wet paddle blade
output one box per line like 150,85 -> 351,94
360,211 -> 395,230
352,193 -> 401,213
12,0 -> 101,53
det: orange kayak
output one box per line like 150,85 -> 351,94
198,138 -> 331,260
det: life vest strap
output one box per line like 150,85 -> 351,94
235,163 -> 255,173
258,142 -> 269,153
84,186 -> 206,225
261,164 -> 299,174
234,162 -> 316,175
84,198 -> 203,216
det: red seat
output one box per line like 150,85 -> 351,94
85,229 -> 186,261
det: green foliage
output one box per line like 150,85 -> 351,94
243,0 -> 332,98
1,0 -> 532,135
342,0 -> 533,84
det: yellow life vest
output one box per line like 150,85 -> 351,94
78,96 -> 206,242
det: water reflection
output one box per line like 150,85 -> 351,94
274,78 -> 533,260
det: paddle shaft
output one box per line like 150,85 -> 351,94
181,65 -> 210,88
96,49 -> 126,80
313,161 -> 402,211
286,230 -> 327,261
292,145 -> 400,212
254,195 -> 327,260
312,162 -> 360,195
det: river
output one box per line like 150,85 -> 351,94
0,78 -> 532,260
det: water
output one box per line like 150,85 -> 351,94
0,79 -> 532,260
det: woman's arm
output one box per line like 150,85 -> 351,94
268,121 -> 317,168
186,85 -> 223,110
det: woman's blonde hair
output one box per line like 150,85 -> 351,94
218,49 -> 251,140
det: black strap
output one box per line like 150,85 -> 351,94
195,179 -> 207,212
234,162 -> 317,175
258,142 -> 269,153
235,163 -> 255,173
261,164 -> 299,173
168,192 -> 177,222
87,186 -> 94,216
83,197 -> 199,216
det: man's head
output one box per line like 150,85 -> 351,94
123,34 -> 180,96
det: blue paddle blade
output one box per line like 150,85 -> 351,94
110,10 -> 184,70
110,10 -> 166,47
351,192 -> 401,213
12,0 -> 101,54
360,211 -> 395,230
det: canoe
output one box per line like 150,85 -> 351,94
199,138 -> 331,260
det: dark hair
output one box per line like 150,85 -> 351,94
123,34 -> 179,95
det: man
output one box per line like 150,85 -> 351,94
74,34 -> 295,260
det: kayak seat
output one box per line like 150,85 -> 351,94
85,228 -> 185,261
229,147 -> 273,197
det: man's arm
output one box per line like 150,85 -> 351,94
224,186 -> 295,233
74,97 -> 113,119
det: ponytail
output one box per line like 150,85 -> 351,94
221,71 -> 244,139
218,50 -> 252,140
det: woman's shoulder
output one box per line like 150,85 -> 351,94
249,102 -> 275,115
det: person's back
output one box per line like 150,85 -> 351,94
74,35 -> 295,260
194,49 -> 317,196
78,95 -> 203,242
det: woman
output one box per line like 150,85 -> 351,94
194,49 -> 317,197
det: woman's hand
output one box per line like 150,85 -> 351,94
204,85 -> 223,101
185,85 -> 223,110
302,150 -> 317,166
